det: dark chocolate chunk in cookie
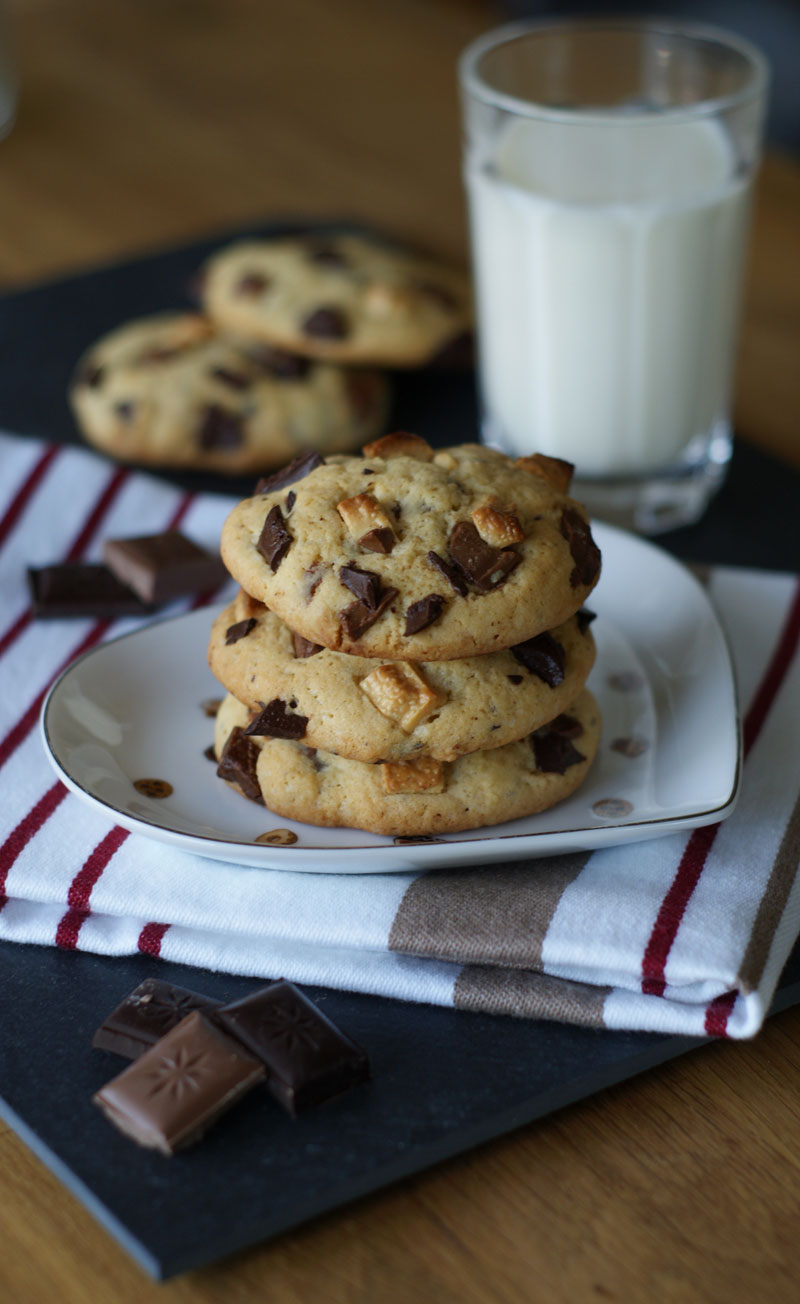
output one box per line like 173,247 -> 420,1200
340,587 -> 398,640
216,727 -> 264,803
308,244 -> 348,269
560,509 -> 601,588
253,347 -> 311,381
359,527 -> 395,555
404,593 -> 446,636
225,617 -> 257,645
236,272 -> 270,296
198,404 -> 244,450
302,306 -> 349,339
577,608 -> 597,635
340,563 -> 382,609
531,714 -> 585,774
426,549 -> 468,597
212,367 -> 251,390
511,632 -> 565,686
244,699 -> 309,741
79,362 -> 104,388
257,506 -> 293,572
255,452 -> 324,494
292,630 -> 323,658
448,521 -> 521,592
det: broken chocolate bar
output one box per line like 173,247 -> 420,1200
92,979 -> 223,1060
103,531 -> 227,605
27,564 -> 153,619
216,980 -> 370,1116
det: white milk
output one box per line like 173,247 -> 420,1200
466,115 -> 751,476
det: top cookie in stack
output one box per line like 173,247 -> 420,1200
219,433 -> 601,661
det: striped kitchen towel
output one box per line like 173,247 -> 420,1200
1,433 -> 799,1039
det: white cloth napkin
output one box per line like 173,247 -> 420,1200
1,433 -> 799,1039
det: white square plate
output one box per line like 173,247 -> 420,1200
41,523 -> 741,872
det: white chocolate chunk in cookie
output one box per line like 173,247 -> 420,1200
361,431 -> 434,462
381,756 -> 446,794
359,663 -> 444,733
516,453 -> 574,495
337,493 -> 396,552
471,499 -> 525,547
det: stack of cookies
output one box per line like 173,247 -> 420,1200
207,433 -> 603,837
68,233 -> 471,476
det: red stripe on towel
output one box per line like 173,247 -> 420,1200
0,444 -> 61,550
642,578 -> 800,1000
0,782 -> 68,907
137,922 -> 171,956
54,826 -> 130,949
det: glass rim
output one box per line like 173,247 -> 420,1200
459,17 -> 770,126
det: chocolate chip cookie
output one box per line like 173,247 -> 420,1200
70,312 -> 389,474
200,234 -> 472,367
214,689 -> 601,836
208,590 -> 597,763
219,437 -> 601,659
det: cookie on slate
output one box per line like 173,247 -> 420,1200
208,590 -> 597,763
214,690 -> 601,836
69,312 -> 389,475
201,234 -> 472,368
219,436 -> 601,660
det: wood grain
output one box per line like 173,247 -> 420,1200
1,2 -> 800,1299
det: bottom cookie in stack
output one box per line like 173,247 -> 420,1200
212,688 -> 601,837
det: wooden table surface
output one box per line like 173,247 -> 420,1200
2,2 -> 800,1300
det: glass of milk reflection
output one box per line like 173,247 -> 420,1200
460,21 -> 768,533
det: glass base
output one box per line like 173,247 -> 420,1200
485,420 -> 733,536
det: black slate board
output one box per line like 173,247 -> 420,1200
1,224 -> 799,1280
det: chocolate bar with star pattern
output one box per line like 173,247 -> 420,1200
216,980 -> 370,1116
92,978 -> 223,1060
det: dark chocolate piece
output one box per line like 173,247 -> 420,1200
252,347 -> 311,381
216,727 -> 264,804
339,587 -> 398,640
211,367 -> 251,390
531,714 -> 585,774
203,745 -> 217,762
308,244 -> 348,268
576,608 -> 597,635
507,674 -> 524,684
255,452 -> 324,494
244,698 -> 309,741
93,1012 -> 265,1154
27,564 -> 152,620
103,531 -> 227,604
510,632 -> 565,686
225,617 -> 257,645
292,630 -> 323,658
92,979 -> 223,1061
236,272 -> 270,296
448,521 -> 521,592
426,549 -> 468,597
339,564 -> 382,609
560,509 -> 601,588
216,980 -> 369,1117
302,306 -> 349,339
404,593 -> 446,636
359,527 -> 394,555
286,490 -> 296,512
257,505 -> 293,572
198,404 -> 244,450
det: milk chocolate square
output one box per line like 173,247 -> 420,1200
103,531 -> 226,604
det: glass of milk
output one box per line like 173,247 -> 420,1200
460,20 -> 768,533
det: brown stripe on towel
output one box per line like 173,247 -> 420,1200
737,788 -> 800,994
388,853 -> 591,968
454,966 -> 612,1024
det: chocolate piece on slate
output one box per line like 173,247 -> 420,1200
448,521 -> 521,592
560,508 -> 601,588
257,505 -> 293,572
577,608 -> 597,635
93,1011 -> 265,1154
211,367 -> 251,390
225,617 -> 258,645
404,593 -> 446,636
236,272 -> 270,296
531,714 -> 585,774
253,347 -> 311,381
244,698 -> 309,741
27,564 -> 153,620
92,979 -> 223,1061
104,531 -> 227,605
426,549 -> 468,597
255,452 -> 324,494
198,404 -> 244,450
510,632 -> 565,686
216,727 -> 264,804
292,630 -> 323,659
216,980 -> 369,1117
339,563 -> 382,609
340,587 -> 398,640
359,527 -> 395,555
302,306 -> 349,339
